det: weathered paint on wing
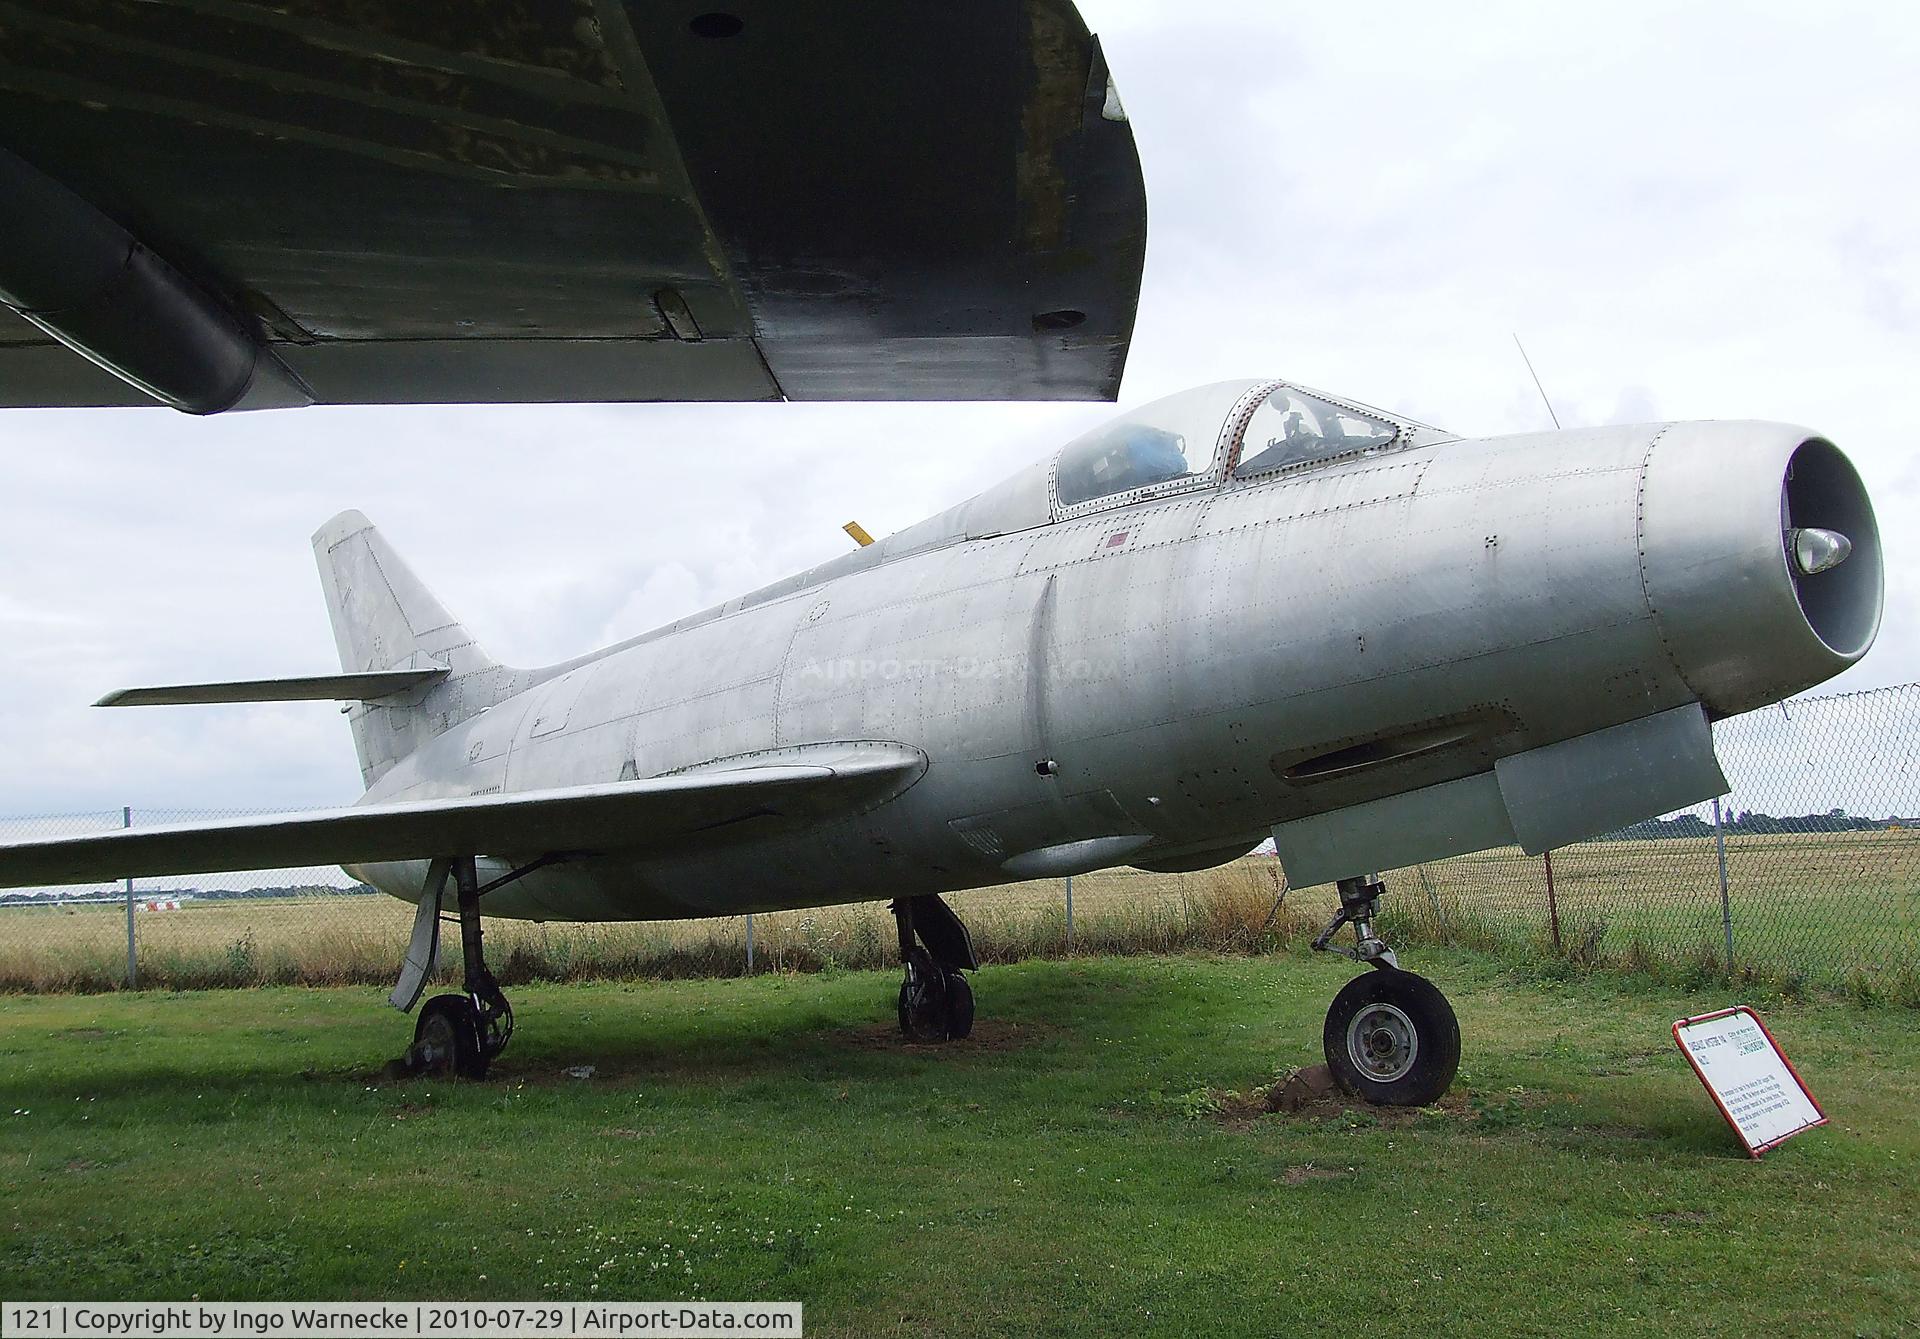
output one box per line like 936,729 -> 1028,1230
0,1 -> 1145,410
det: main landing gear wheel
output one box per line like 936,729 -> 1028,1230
393,855 -> 517,1081
943,969 -> 974,1040
898,950 -> 950,1042
1322,969 -> 1459,1108
892,896 -> 979,1043
898,958 -> 975,1042
413,993 -> 486,1079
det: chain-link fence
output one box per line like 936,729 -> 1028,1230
1,684 -> 1914,998
1383,682 -> 1920,999
0,805 -> 385,991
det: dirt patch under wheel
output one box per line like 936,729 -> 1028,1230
1203,1064 -> 1479,1131
829,1017 -> 1056,1054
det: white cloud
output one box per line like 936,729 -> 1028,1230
596,562 -> 706,648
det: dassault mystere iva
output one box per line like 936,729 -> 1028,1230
0,379 -> 1882,1103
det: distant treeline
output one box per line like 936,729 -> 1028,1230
1608,810 -> 1911,840
172,884 -> 377,901
0,883 -> 375,908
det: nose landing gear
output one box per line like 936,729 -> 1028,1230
1311,875 -> 1459,1107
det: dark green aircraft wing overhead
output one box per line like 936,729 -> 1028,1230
0,0 -> 1146,413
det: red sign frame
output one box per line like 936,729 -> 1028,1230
1672,1006 -> 1827,1158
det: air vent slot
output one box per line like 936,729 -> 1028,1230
1275,709 -> 1516,786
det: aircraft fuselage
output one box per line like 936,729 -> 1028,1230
351,394 -> 1879,923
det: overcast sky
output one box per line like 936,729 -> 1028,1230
1,0 -> 1915,816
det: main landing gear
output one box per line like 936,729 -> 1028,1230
1310,874 -> 1460,1107
892,894 -> 978,1043
389,854 -> 523,1080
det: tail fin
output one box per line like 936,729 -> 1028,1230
313,510 -> 515,786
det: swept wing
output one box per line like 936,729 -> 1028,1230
0,745 -> 925,887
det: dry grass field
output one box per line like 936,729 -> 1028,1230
1405,829 -> 1920,984
1,828 -> 1914,1000
0,860 -> 1309,992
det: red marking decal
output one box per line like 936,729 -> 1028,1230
1106,531 -> 1129,548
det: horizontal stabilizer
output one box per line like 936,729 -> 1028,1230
0,743 -> 926,888
95,669 -> 449,708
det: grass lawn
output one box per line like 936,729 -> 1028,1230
2,951 -> 1916,1337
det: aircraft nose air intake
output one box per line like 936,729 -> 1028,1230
1638,424 -> 1883,717
1778,437 -> 1882,661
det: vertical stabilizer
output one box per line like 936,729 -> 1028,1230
312,511 -> 518,786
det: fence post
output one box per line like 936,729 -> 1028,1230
1712,796 -> 1734,970
1064,875 -> 1074,950
1416,863 -> 1450,943
1543,849 -> 1562,955
745,912 -> 755,973
122,805 -> 136,989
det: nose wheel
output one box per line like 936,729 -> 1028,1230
1311,874 -> 1460,1106
1322,969 -> 1458,1106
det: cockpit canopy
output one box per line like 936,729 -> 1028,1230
1054,422 -> 1196,506
819,379 -> 1448,596
665,381 -> 1449,635
1049,379 -> 1444,517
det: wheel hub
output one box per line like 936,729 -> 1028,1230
415,1013 -> 455,1069
1346,1002 -> 1418,1082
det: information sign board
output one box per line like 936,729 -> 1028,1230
1672,1007 -> 1825,1157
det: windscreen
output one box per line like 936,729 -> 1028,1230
1234,387 -> 1399,477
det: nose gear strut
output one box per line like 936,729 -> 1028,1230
1310,874 -> 1399,969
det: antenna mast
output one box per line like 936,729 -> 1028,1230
1512,333 -> 1562,430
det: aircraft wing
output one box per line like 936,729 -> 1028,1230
0,744 -> 926,887
0,1 -> 1145,414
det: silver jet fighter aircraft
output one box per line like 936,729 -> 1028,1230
0,380 -> 1883,1104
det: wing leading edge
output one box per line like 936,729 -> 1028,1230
0,744 -> 927,888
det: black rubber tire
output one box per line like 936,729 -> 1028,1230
414,993 -> 488,1080
943,970 -> 974,1040
1322,970 -> 1459,1107
897,950 -> 950,1042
